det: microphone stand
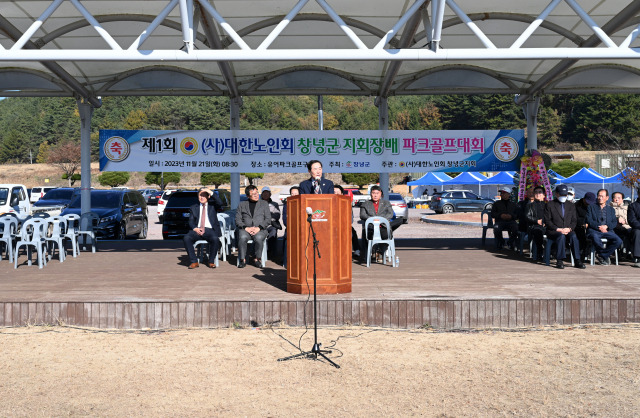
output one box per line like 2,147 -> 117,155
278,212 -> 340,368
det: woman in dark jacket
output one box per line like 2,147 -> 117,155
526,186 -> 547,260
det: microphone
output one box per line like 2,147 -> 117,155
306,206 -> 313,223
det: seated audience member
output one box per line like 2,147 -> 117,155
182,187 -> 223,269
586,189 -> 622,266
235,185 -> 271,268
517,188 -> 535,243
491,186 -> 518,250
299,160 -> 334,194
610,191 -> 631,243
281,186 -> 300,267
544,184 -> 586,269
334,184 -> 362,258
260,186 -> 282,259
566,186 -> 576,203
360,185 -> 394,259
574,191 -> 595,260
626,192 -> 640,268
526,186 -> 547,261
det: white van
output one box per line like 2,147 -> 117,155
30,186 -> 55,203
0,184 -> 31,217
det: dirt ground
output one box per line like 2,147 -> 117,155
1,324 -> 639,416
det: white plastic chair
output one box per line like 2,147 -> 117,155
589,237 -> 619,265
193,240 -> 220,267
14,218 -> 48,269
237,238 -> 268,267
45,216 -> 67,263
62,214 -> 80,257
0,216 -> 18,261
216,213 -> 230,261
78,212 -> 99,253
364,216 -> 397,267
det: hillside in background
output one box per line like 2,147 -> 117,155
2,94 -> 640,167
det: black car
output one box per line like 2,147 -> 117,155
62,189 -> 148,239
162,189 -> 231,239
33,188 -> 79,209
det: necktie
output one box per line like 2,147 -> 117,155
313,180 -> 321,194
200,204 -> 206,228
561,203 -> 564,218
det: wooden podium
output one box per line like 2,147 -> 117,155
286,194 -> 352,294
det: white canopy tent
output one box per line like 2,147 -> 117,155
1,0 -> 640,212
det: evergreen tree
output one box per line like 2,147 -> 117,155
145,172 -> 181,190
0,129 -> 28,163
201,172 -> 230,188
341,173 -> 378,188
98,171 -> 130,187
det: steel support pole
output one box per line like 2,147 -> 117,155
378,97 -> 390,196
77,99 -> 94,216
230,97 -> 241,209
522,97 -> 540,151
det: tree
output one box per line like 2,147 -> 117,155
47,140 -> 81,186
242,173 -> 264,186
341,173 -> 379,188
145,172 -> 181,190
549,160 -> 589,177
201,172 -> 230,189
0,130 -> 28,163
98,171 -> 130,187
36,141 -> 51,163
61,173 -> 81,185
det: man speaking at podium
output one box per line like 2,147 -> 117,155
299,160 -> 334,194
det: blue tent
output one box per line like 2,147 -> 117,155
562,167 -> 605,185
480,171 -> 516,185
442,171 -> 488,195
408,172 -> 452,197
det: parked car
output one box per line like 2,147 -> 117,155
0,184 -> 31,217
138,189 -> 160,205
387,193 -> 409,223
162,189 -> 231,239
342,188 -> 371,207
148,190 -> 162,206
30,186 -> 55,203
157,190 -> 177,223
62,189 -> 148,239
33,188 -> 79,209
429,190 -> 494,214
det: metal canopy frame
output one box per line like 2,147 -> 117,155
0,0 -> 639,104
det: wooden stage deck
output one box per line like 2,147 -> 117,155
1,238 -> 639,329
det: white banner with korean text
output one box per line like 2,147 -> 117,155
99,129 -> 525,173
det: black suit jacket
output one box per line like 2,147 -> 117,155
544,199 -> 577,232
188,195 -> 223,237
299,177 -> 335,194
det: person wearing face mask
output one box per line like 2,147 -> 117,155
299,160 -> 334,194
586,189 -> 622,266
544,184 -> 586,269
566,187 -> 576,203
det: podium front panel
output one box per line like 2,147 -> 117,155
286,194 -> 352,294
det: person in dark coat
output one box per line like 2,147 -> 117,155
544,184 -> 586,269
526,186 -> 546,261
586,189 -> 622,265
574,191 -> 595,261
183,187 -> 223,269
626,192 -> 640,268
299,160 -> 334,194
490,186 -> 518,250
